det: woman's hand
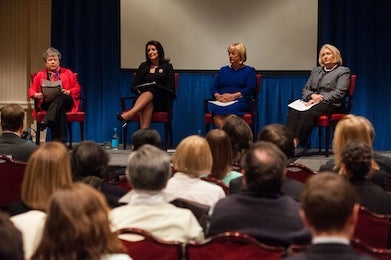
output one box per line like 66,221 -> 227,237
34,92 -> 44,99
62,89 -> 71,95
216,93 -> 235,102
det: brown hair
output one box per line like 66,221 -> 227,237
206,129 -> 233,179
32,182 -> 125,260
0,103 -> 24,131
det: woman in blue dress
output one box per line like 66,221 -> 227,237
209,43 -> 257,128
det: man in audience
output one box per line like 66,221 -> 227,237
208,141 -> 311,247
131,128 -> 162,150
0,104 -> 37,161
285,173 -> 374,259
110,144 -> 204,242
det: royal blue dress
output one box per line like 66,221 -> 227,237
209,65 -> 256,115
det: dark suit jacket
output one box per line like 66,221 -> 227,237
0,133 -> 37,162
352,179 -> 391,214
374,153 -> 391,176
229,176 -> 303,202
285,243 -> 374,260
208,191 -> 311,247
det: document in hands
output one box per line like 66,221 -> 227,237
288,99 -> 319,111
208,100 -> 238,107
41,80 -> 63,102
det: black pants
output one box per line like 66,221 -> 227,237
41,94 -> 74,142
285,102 -> 331,146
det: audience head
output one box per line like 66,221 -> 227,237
126,144 -> 171,191
258,124 -> 295,159
318,43 -> 342,66
22,141 -> 73,211
0,212 -> 24,260
222,115 -> 253,167
300,173 -> 359,237
172,135 -> 212,178
357,116 -> 375,143
205,129 -> 233,179
227,42 -> 247,64
333,114 -> 378,173
0,103 -> 24,132
341,141 -> 373,180
71,141 -> 110,181
131,128 -> 162,150
241,141 -> 287,193
145,40 -> 169,64
32,182 -> 125,259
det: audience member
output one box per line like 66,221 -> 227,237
340,141 -> 391,214
31,182 -> 130,260
9,141 -> 73,259
230,124 -> 304,201
131,128 -> 161,150
117,40 -> 175,129
71,141 -> 127,208
208,42 -> 257,128
208,141 -> 311,247
221,115 -> 253,170
285,173 -> 373,260
110,144 -> 204,243
205,129 -> 242,186
0,212 -> 24,260
164,135 -> 226,207
0,103 -> 37,161
28,47 -> 81,142
319,114 -> 389,190
286,44 -> 350,147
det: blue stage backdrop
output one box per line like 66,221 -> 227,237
51,0 -> 391,150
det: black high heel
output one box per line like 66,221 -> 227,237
116,113 -> 129,128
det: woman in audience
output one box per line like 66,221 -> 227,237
319,114 -> 389,190
205,129 -> 242,186
9,141 -> 73,259
208,42 -> 257,128
340,141 -> 391,214
221,115 -> 253,170
32,182 -> 130,260
71,141 -> 127,208
164,135 -> 226,207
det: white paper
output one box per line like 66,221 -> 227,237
208,100 -> 238,107
288,99 -> 319,111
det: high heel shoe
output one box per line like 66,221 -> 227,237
116,113 -> 129,128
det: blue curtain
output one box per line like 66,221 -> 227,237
51,0 -> 391,149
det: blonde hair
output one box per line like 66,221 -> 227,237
172,135 -> 212,177
227,42 -> 247,63
333,114 -> 379,174
318,44 -> 343,66
21,142 -> 73,210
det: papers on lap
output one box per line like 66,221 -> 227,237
208,100 -> 238,107
288,99 -> 319,111
134,81 -> 176,97
41,80 -> 63,102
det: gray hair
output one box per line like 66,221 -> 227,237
42,47 -> 61,61
125,144 -> 172,191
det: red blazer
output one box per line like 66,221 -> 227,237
28,67 -> 81,116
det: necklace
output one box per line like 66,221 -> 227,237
324,64 -> 338,72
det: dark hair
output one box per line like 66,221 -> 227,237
205,129 -> 233,179
71,141 -> 110,181
145,40 -> 170,64
258,124 -> 295,158
341,141 -> 373,180
301,173 -> 358,232
0,104 -> 24,131
0,212 -> 24,260
242,141 -> 287,193
131,128 -> 161,150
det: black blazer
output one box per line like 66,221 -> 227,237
0,133 -> 37,162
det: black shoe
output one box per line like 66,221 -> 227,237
116,113 -> 129,128
39,122 -> 47,131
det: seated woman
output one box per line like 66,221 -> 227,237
117,40 -> 175,129
164,135 -> 226,207
208,42 -> 257,129
28,47 -> 81,142
31,182 -> 130,260
205,129 -> 242,186
285,44 -> 350,147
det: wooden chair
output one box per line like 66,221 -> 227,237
353,206 -> 391,249
317,74 -> 357,156
118,227 -> 184,260
351,238 -> 391,259
285,162 -> 316,183
120,73 -> 179,149
185,231 -> 286,260
0,155 -> 26,209
204,74 -> 262,134
200,176 -> 229,195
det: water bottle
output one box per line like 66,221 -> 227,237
111,127 -> 119,150
27,128 -> 33,143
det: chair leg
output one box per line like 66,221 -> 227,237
164,122 -> 169,149
318,126 -> 322,153
205,123 -> 210,133
325,125 -> 330,157
80,122 -> 84,141
167,121 -> 173,148
36,122 -> 41,145
67,122 -> 73,148
123,125 -> 128,150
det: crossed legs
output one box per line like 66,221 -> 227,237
119,91 -> 154,128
